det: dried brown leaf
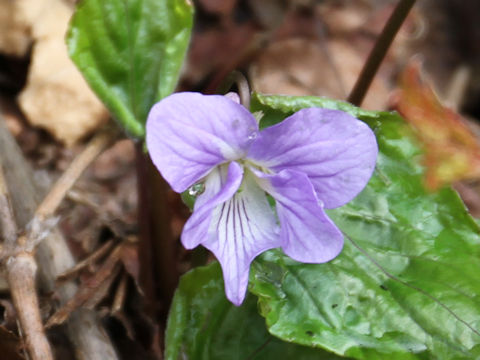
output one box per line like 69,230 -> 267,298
393,60 -> 480,189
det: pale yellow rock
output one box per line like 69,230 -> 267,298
17,0 -> 110,146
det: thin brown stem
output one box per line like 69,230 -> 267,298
347,0 -> 416,106
35,124 -> 120,221
56,240 -> 115,283
0,166 -> 53,360
135,143 -> 156,317
148,155 -> 178,315
217,70 -> 251,109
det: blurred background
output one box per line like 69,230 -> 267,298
0,0 -> 479,358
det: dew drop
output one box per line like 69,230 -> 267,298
247,132 -> 258,141
188,183 -> 205,197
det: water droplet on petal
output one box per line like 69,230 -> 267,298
247,132 -> 257,141
188,183 -> 205,197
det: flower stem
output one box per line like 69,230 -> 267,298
347,0 -> 416,106
136,144 -> 178,320
217,70 -> 251,109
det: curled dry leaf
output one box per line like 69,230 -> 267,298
17,0 -> 109,146
393,60 -> 480,190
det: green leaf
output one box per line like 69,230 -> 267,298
67,0 -> 193,138
250,93 -> 480,359
165,262 -> 349,360
251,92 -> 379,130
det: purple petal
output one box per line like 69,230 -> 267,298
253,168 -> 343,263
224,92 -> 240,103
196,169 -> 281,306
146,92 -> 259,192
248,108 -> 377,209
182,161 -> 243,250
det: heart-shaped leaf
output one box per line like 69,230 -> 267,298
67,0 -> 193,138
165,262 -> 348,360
249,93 -> 480,359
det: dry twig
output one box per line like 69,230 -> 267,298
0,116 -> 119,360
35,125 -> 120,222
56,239 -> 115,283
0,165 -> 53,360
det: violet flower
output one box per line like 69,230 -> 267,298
146,92 -> 378,305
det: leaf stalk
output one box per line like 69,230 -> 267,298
347,0 -> 416,106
